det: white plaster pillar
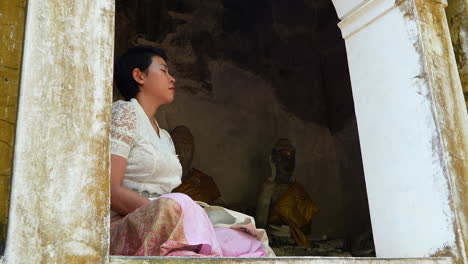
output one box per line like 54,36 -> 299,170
332,0 -> 468,261
4,0 -> 114,263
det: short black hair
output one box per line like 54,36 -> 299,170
114,45 -> 169,100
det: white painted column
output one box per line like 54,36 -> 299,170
332,0 -> 468,261
4,1 -> 114,263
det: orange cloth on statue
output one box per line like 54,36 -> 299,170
269,183 -> 319,247
172,168 -> 221,204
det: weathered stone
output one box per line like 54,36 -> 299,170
4,0 -> 114,263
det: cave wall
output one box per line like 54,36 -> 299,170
114,0 -> 369,239
156,62 -> 345,237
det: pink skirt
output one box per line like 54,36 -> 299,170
110,193 -> 266,257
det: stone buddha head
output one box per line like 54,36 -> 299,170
271,138 -> 296,184
170,126 -> 194,179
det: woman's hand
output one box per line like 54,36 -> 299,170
110,154 -> 150,215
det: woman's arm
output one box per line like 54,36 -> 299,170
110,154 -> 150,215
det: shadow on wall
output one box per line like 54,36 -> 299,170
115,0 -> 355,131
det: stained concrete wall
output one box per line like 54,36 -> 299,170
4,0 -> 115,263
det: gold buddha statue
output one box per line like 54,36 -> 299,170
256,139 -> 319,247
170,126 -> 221,204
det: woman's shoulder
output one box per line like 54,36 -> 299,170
160,129 -> 177,152
112,100 -> 138,123
160,129 -> 175,143
112,100 -> 136,115
160,129 -> 171,140
112,99 -> 133,110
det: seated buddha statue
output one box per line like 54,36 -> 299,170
256,138 -> 319,247
170,126 -> 222,204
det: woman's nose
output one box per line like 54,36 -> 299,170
169,74 -> 176,83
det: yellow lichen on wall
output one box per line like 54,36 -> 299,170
446,0 -> 468,109
415,0 -> 468,262
0,0 -> 27,254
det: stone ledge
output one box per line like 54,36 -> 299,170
110,256 -> 453,264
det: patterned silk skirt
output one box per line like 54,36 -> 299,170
110,193 -> 271,257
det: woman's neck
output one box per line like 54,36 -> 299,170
135,94 -> 160,122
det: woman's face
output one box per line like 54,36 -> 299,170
139,56 -> 176,104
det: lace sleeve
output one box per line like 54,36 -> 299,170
111,101 -> 137,159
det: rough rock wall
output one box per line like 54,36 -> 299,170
114,0 -> 354,130
333,118 -> 370,243
114,0 -> 369,238
156,62 -> 345,237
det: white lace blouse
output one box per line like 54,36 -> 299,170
111,98 -> 182,195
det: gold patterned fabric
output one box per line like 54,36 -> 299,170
110,197 -> 198,256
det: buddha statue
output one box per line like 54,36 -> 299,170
256,139 -> 319,247
170,126 -> 222,204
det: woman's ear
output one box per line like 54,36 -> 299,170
132,68 -> 145,85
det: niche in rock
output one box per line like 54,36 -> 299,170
114,0 -> 374,257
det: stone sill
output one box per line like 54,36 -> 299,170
110,256 -> 453,264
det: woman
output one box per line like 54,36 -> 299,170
109,46 -> 272,257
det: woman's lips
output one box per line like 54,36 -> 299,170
169,86 -> 176,91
